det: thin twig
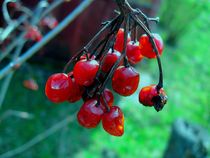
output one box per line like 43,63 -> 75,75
0,0 -> 94,79
0,115 -> 75,158
0,0 -> 65,59
0,110 -> 34,122
0,41 -> 25,108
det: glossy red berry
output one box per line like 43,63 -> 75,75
139,33 -> 164,59
73,59 -> 99,86
101,49 -> 121,72
77,99 -> 104,128
100,88 -> 114,111
139,85 -> 167,111
126,41 -> 144,64
45,73 -> 71,103
102,106 -> 124,136
112,66 -> 140,96
68,72 -> 84,103
114,28 -> 131,53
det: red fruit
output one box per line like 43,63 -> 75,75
77,99 -> 104,128
80,53 -> 95,60
23,79 -> 39,91
8,2 -> 18,8
139,85 -> 167,111
114,28 -> 131,52
101,49 -> 121,72
68,72 -> 84,103
24,26 -> 42,42
126,41 -> 144,64
112,66 -> 139,96
102,106 -> 124,136
139,33 -> 164,59
73,59 -> 99,86
45,73 -> 71,103
100,88 -> 114,111
40,17 -> 58,29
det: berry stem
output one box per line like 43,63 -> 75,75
115,0 -> 164,90
63,15 -> 120,73
98,15 -> 130,94
131,15 -> 163,90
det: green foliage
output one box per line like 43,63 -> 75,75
159,0 -> 207,45
0,1 -> 210,158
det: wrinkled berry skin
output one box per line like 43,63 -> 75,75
139,85 -> 167,110
77,99 -> 104,128
45,73 -> 71,103
139,33 -> 164,59
102,49 -> 121,72
126,41 -> 144,64
114,28 -> 131,53
102,106 -> 124,136
73,59 -> 99,86
68,72 -> 84,103
112,66 -> 140,96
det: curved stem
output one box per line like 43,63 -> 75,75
99,15 -> 129,94
2,0 -> 15,24
132,15 -> 163,90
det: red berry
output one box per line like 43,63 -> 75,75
139,33 -> 164,59
114,28 -> 131,53
100,88 -> 114,111
139,85 -> 167,111
102,106 -> 124,136
112,66 -> 139,96
68,72 -> 84,103
77,99 -> 104,128
73,59 -> 99,86
101,49 -> 121,72
45,73 -> 71,103
126,41 -> 144,64
40,17 -> 58,29
8,2 -> 17,8
23,79 -> 39,91
80,53 -> 95,60
24,26 -> 42,42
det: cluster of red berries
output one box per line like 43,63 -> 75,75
45,28 -> 168,136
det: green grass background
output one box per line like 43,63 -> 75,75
0,0 -> 209,158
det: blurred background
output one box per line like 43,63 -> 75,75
0,0 -> 209,158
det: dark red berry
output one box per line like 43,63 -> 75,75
45,73 -> 71,103
114,28 -> 131,53
73,59 -> 99,86
68,72 -> 84,103
101,49 -> 121,72
112,66 -> 140,96
102,106 -> 124,136
77,99 -> 104,128
126,41 -> 144,64
100,88 -> 114,111
139,85 -> 167,111
139,33 -> 164,59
